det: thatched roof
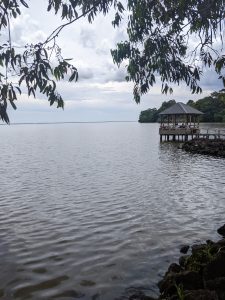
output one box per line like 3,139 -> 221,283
159,102 -> 203,115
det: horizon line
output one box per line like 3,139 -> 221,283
1,120 -> 137,126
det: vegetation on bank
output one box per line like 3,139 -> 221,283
156,225 -> 225,300
139,91 -> 225,123
128,224 -> 225,300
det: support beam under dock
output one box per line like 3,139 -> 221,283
160,134 -> 198,142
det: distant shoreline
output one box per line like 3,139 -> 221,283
0,121 -> 137,126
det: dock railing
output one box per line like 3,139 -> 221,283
159,126 -> 200,135
159,126 -> 225,142
199,128 -> 225,139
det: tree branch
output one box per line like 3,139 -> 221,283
43,5 -> 98,45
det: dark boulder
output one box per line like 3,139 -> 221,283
205,277 -> 225,290
206,240 -> 215,246
123,288 -> 158,300
180,245 -> 190,254
203,252 -> 225,280
204,277 -> 225,300
167,263 -> 182,274
179,255 -> 189,268
191,244 -> 206,255
184,289 -> 218,300
216,239 -> 225,253
159,271 -> 203,297
217,225 -> 225,237
128,292 -> 157,300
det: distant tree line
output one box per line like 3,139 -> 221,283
139,91 -> 225,123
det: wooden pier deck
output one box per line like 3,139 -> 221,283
198,128 -> 225,140
159,127 -> 225,142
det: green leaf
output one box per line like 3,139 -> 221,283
20,0 -> 29,8
69,71 -> 76,82
9,100 -> 17,110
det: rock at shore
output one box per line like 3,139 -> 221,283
182,138 -> 225,157
217,224 -> 225,237
157,226 -> 225,300
128,225 -> 225,300
180,245 -> 190,254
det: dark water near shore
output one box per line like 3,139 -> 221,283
0,122 -> 225,300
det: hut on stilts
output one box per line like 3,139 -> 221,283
159,102 -> 203,142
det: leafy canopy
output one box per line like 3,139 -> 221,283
0,0 -> 224,123
187,90 -> 225,122
111,0 -> 225,103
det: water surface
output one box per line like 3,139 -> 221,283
0,122 -> 225,300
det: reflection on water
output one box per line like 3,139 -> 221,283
0,123 -> 225,300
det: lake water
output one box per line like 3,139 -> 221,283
0,122 -> 225,300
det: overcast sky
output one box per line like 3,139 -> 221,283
6,0 -> 224,123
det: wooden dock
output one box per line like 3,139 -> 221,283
198,128 -> 225,140
159,127 -> 225,142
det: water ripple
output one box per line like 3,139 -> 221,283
0,123 -> 225,299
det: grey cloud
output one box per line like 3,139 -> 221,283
78,67 -> 94,80
111,68 -> 127,82
102,63 -> 127,83
200,69 -> 224,91
80,28 -> 96,48
103,68 -> 126,83
96,48 -> 109,55
95,28 -> 128,56
10,14 -> 46,46
96,39 -> 111,56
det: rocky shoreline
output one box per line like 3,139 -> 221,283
128,225 -> 225,300
182,139 -> 225,157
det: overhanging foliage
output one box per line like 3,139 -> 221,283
111,0 -> 225,103
0,0 -> 224,123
